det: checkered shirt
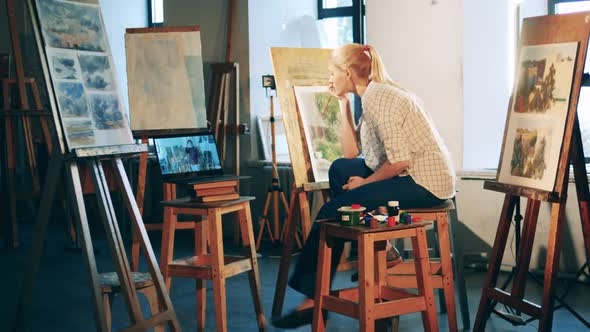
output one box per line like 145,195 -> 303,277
357,81 -> 456,199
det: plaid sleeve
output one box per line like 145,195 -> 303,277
375,99 -> 412,165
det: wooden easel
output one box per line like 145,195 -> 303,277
14,0 -> 181,330
474,12 -> 590,332
268,47 -> 338,318
1,0 -> 53,248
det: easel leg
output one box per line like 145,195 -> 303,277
538,202 -> 567,332
510,200 -> 540,302
111,158 -> 181,331
272,185 -> 300,318
473,195 -> 518,332
89,159 -> 143,322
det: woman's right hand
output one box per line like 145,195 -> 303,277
328,82 -> 349,102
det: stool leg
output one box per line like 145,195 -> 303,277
238,202 -> 267,331
359,234 -> 375,332
160,206 -> 177,290
414,228 -> 439,332
209,208 -> 227,332
312,225 -> 332,332
195,219 -> 208,331
374,240 -> 388,330
437,213 -> 458,332
103,293 -> 113,332
448,199 -> 470,330
432,221 -> 447,314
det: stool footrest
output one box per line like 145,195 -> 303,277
120,310 -> 175,332
388,261 -> 442,275
386,274 -> 444,289
322,289 -> 426,320
169,255 -> 253,279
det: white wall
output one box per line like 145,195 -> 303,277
248,0 -> 319,159
366,0 -> 464,170
99,0 -> 148,115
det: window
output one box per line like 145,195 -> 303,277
317,0 -> 365,46
148,0 -> 164,27
552,1 -> 590,158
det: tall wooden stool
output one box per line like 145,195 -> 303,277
313,221 -> 439,332
160,196 -> 266,332
99,272 -> 163,332
386,199 -> 469,332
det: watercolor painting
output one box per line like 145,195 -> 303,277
88,94 -> 126,129
509,128 -> 549,179
62,118 -> 96,145
35,0 -> 107,52
513,43 -> 577,115
78,54 -> 115,90
497,42 -> 579,191
50,52 -> 80,80
293,85 -> 342,182
55,82 -> 89,117
125,30 -> 207,131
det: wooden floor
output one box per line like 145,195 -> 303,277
1,222 -> 589,331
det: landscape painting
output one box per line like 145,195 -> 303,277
88,94 -> 126,129
497,41 -> 579,191
293,85 -> 342,182
62,118 -> 96,146
509,128 -> 550,179
49,52 -> 80,80
35,0 -> 108,52
55,82 -> 89,117
78,54 -> 115,90
512,43 -> 578,115
125,29 -> 208,131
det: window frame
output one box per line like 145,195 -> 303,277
147,0 -> 164,27
548,0 -> 590,14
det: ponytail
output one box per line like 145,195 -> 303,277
331,43 -> 401,89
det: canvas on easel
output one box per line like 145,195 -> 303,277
125,26 -> 208,132
293,85 -> 342,183
34,0 -> 133,150
497,42 -> 578,191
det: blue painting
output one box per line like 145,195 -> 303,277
51,53 -> 80,80
89,94 -> 126,129
55,82 -> 89,117
35,0 -> 107,52
78,54 -> 115,90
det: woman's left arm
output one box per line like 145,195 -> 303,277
343,160 -> 410,191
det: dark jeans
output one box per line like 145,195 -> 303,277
288,158 -> 446,298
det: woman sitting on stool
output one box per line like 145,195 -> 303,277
272,43 -> 456,329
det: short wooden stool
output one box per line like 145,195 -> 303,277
313,221 -> 439,332
386,199 -> 469,332
160,196 -> 266,332
99,272 -> 163,332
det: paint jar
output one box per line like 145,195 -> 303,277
387,201 -> 400,226
337,205 -> 366,226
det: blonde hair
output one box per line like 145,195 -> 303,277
331,43 -> 400,88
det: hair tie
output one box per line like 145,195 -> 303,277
362,45 -> 371,59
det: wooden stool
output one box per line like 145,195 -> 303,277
99,272 -> 163,332
160,196 -> 266,332
386,199 -> 469,332
313,221 -> 439,332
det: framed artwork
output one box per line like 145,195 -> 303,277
497,42 -> 578,191
256,115 -> 290,163
293,85 -> 342,182
125,27 -> 207,132
34,0 -> 133,150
